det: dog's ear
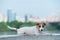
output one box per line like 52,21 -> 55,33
43,23 -> 46,26
36,23 -> 40,25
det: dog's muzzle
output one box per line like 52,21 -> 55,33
41,29 -> 43,31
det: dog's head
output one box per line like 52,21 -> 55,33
36,22 -> 46,32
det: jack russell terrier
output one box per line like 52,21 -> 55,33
7,22 -> 46,35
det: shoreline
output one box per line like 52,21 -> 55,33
0,33 -> 60,38
0,35 -> 19,38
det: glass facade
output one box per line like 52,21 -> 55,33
7,10 -> 16,22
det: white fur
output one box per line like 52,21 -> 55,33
7,26 -> 44,35
40,25 -> 44,31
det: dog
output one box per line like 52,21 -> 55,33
7,22 -> 46,35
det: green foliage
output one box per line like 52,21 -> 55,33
44,23 -> 60,31
7,20 -> 21,28
20,22 -> 36,27
0,21 -> 60,32
48,22 -> 60,30
0,22 -> 11,32
7,20 -> 36,28
44,25 -> 57,31
0,21 -> 36,32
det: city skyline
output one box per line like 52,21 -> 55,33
0,12 -> 60,22
0,0 -> 60,18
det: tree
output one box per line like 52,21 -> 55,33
7,20 -> 20,28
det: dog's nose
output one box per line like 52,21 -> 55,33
41,29 -> 43,31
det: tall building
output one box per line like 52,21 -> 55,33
25,14 -> 28,22
7,9 -> 16,22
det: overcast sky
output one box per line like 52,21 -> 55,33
0,0 -> 60,18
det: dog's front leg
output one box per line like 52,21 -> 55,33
34,31 -> 40,36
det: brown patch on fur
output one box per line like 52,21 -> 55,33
42,23 -> 46,28
36,22 -> 46,28
36,23 -> 41,29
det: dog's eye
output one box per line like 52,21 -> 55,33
42,25 -> 44,27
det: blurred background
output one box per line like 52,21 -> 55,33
0,0 -> 60,35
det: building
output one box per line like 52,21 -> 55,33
45,14 -> 60,22
7,9 -> 16,22
25,14 -> 28,22
28,16 -> 41,22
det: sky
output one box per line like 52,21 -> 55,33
0,0 -> 60,18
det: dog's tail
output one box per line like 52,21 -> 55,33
7,26 -> 17,31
